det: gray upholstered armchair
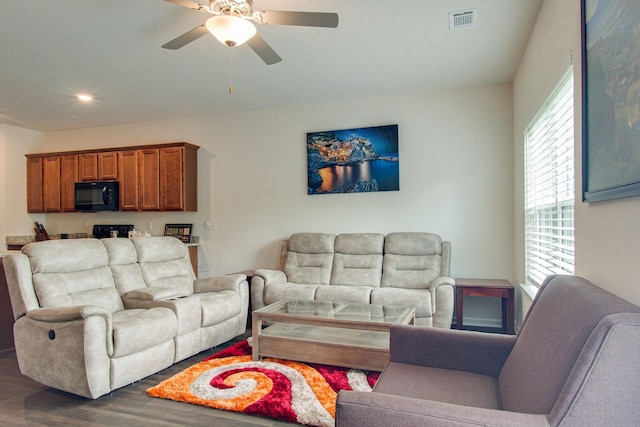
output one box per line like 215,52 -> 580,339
336,275 -> 640,426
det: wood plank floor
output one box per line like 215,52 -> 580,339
0,334 -> 294,427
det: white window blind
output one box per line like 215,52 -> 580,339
524,67 -> 575,287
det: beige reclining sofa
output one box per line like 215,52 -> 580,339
252,232 -> 454,328
3,236 -> 248,399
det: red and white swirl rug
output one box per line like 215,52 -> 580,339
147,340 -> 379,427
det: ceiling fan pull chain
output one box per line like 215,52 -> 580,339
228,45 -> 234,94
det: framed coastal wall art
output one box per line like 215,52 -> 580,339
164,223 -> 192,243
306,124 -> 399,195
582,0 -> 640,202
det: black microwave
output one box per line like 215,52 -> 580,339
74,181 -> 119,211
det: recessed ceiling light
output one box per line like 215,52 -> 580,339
76,94 -> 93,102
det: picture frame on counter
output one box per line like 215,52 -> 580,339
164,224 -> 192,243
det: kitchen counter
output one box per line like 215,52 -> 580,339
6,234 -> 92,250
6,235 -> 35,250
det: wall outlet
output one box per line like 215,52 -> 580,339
205,221 -> 212,230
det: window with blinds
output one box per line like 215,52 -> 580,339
524,67 -> 575,287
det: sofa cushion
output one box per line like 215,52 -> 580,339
331,233 -> 383,287
32,267 -> 123,313
285,253 -> 334,285
23,239 -> 124,313
195,291 -> 243,327
109,264 -> 148,296
102,238 -> 148,295
284,233 -> 336,285
288,233 -> 335,254
334,233 -> 384,255
381,233 -> 442,289
133,236 -> 191,264
111,307 -> 177,358
133,237 -> 195,297
384,232 -> 443,255
264,282 -> 318,305
371,288 -> 433,318
138,259 -> 194,297
374,362 -> 500,409
102,238 -> 138,265
24,239 -> 108,273
315,285 -> 372,304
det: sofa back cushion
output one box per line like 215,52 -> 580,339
498,275 -> 640,414
284,233 -> 335,285
132,237 -> 195,297
330,233 -> 384,287
23,239 -> 124,313
381,232 -> 442,289
102,238 -> 147,295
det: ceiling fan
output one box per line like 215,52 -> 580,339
161,0 -> 339,65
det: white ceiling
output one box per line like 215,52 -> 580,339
0,0 -> 542,132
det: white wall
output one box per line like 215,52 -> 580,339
514,0 -> 640,306
0,125 -> 45,248
6,85 -> 515,324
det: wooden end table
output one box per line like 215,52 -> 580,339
455,278 -> 515,334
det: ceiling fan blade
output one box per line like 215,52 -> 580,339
163,0 -> 206,10
162,25 -> 209,49
257,11 -> 339,28
246,34 -> 282,65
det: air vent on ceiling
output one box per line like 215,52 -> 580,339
449,9 -> 477,31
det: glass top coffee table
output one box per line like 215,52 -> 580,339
251,299 -> 415,371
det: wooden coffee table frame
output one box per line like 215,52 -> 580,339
252,300 -> 415,372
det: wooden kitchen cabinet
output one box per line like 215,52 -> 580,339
27,155 -> 64,213
78,153 -> 98,181
139,144 -> 198,212
26,142 -> 198,213
138,148 -> 161,211
160,146 -> 184,211
26,157 -> 44,212
98,152 -> 118,180
118,150 -> 139,211
79,152 -> 118,181
161,145 -> 198,211
61,154 -> 79,212
42,156 -> 62,212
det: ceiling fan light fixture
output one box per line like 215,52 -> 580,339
206,15 -> 256,47
76,94 -> 93,102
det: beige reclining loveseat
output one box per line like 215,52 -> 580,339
3,236 -> 248,399
252,232 -> 454,328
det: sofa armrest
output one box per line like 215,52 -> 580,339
430,276 -> 455,328
390,324 -> 516,377
27,305 -> 112,323
124,287 -> 180,301
253,268 -> 287,284
430,276 -> 455,288
194,274 -> 247,293
26,305 -> 114,356
336,391 -> 550,427
251,269 -> 288,310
